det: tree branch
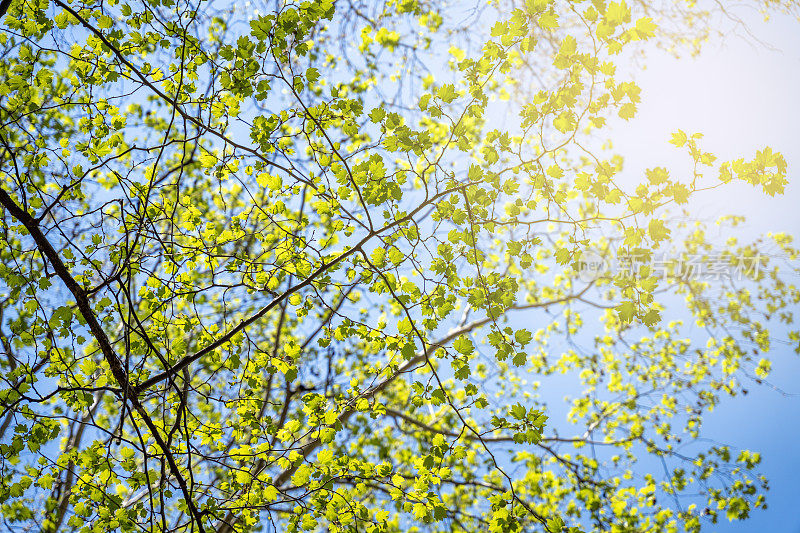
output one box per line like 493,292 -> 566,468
0,186 -> 208,533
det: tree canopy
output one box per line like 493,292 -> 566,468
1,0 -> 799,532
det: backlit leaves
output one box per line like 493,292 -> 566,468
0,1 -> 797,533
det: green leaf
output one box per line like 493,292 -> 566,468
453,335 -> 474,355
617,301 -> 636,323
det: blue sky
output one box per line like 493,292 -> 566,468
608,9 -> 800,532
